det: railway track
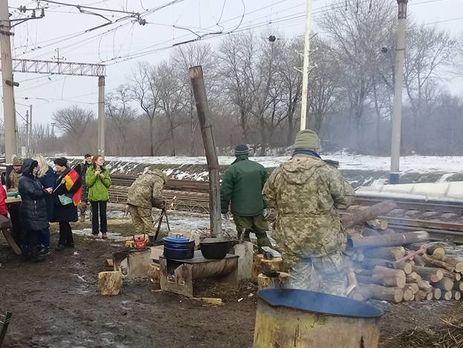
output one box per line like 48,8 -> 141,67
109,174 -> 463,242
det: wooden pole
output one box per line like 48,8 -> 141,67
189,66 -> 221,236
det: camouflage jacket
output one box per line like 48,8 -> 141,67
127,169 -> 166,208
8,171 -> 21,191
263,155 -> 354,265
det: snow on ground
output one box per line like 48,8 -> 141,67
70,154 -> 463,174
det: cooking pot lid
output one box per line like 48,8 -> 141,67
201,237 -> 234,244
163,235 -> 191,243
258,289 -> 383,318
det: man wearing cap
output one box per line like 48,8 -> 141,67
76,154 -> 93,222
7,157 -> 24,246
220,145 -> 272,249
263,129 -> 354,296
8,157 -> 23,192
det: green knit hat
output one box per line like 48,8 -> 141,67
294,129 -> 320,150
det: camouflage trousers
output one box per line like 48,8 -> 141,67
288,252 -> 348,297
128,205 -> 153,235
78,201 -> 88,222
233,214 -> 272,249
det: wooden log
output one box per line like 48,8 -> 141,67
426,292 -> 434,301
421,253 -> 455,272
443,291 -> 453,301
412,266 -> 443,283
356,274 -> 405,288
414,290 -> 428,301
257,272 -> 290,290
373,266 -> 406,279
403,288 -> 414,301
342,201 -> 397,227
456,273 -> 462,281
351,231 -> 430,249
434,277 -> 454,291
406,272 -> 421,282
413,255 -> 425,267
362,247 -> 406,261
457,282 -> 463,292
394,261 -> 413,275
454,291 -> 461,300
417,279 -> 432,292
98,271 -> 123,296
433,288 -> 442,300
437,255 -> 463,273
404,283 -> 419,294
359,284 -> 404,303
426,245 -> 446,259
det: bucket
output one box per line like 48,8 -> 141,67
253,289 -> 383,348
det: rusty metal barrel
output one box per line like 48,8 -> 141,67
253,289 -> 383,348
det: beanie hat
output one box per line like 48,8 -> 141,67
12,157 -> 23,166
294,129 -> 320,150
54,157 -> 68,167
234,144 -> 249,156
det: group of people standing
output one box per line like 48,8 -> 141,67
4,154 -> 111,262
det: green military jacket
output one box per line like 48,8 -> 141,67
86,166 -> 111,202
127,169 -> 166,209
220,156 -> 268,217
263,155 -> 354,265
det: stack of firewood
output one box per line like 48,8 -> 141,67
343,201 -> 463,303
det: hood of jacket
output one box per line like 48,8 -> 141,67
21,159 -> 38,178
281,155 -> 326,185
144,169 -> 167,183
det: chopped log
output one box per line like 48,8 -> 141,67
456,273 -> 462,281
394,261 -> 413,275
414,290 -> 428,301
351,231 -> 430,249
359,284 -> 404,303
433,288 -> 442,300
366,219 -> 388,230
458,282 -> 463,292
373,266 -> 406,280
443,291 -> 453,301
421,254 -> 455,272
436,255 -> 463,273
417,279 -> 432,292
404,283 -> 419,294
412,266 -> 443,283
413,255 -> 425,267
406,272 -> 421,282
362,247 -> 406,261
426,292 -> 434,301
356,274 -> 405,288
426,245 -> 446,259
403,288 -> 414,301
454,291 -> 461,300
98,271 -> 123,296
257,272 -> 290,290
434,277 -> 454,291
440,269 -> 460,281
342,201 -> 397,227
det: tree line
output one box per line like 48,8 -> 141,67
17,0 -> 463,156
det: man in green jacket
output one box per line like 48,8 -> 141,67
263,129 -> 354,296
221,145 -> 271,249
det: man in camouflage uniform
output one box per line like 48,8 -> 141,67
7,157 -> 24,246
127,168 -> 167,238
263,129 -> 354,296
221,144 -> 272,250
8,157 -> 23,191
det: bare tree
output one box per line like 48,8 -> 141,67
130,62 -> 160,156
52,105 -> 93,151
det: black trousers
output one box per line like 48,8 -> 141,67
9,203 -> 24,246
22,229 -> 40,259
58,222 -> 74,247
91,201 -> 107,234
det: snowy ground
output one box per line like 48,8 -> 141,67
69,154 -> 463,174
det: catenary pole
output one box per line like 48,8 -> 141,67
299,0 -> 312,130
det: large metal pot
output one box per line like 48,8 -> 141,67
199,238 -> 233,259
253,289 -> 383,348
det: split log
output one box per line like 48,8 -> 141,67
421,253 -> 455,272
454,291 -> 461,300
351,231 -> 430,249
433,288 -> 442,300
342,201 -> 397,228
404,283 -> 419,294
356,274 -> 405,288
406,272 -> 421,282
443,291 -> 453,301
361,247 -> 405,261
412,266 -> 443,283
359,284 -> 404,303
433,277 -> 454,291
98,271 -> 123,296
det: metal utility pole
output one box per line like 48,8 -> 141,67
299,0 -> 313,131
98,76 -> 105,156
189,66 -> 222,237
0,0 -> 17,162
389,0 -> 408,184
28,105 -> 32,155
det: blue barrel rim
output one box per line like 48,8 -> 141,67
163,235 -> 191,243
257,289 -> 383,319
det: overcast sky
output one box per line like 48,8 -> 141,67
3,0 -> 462,131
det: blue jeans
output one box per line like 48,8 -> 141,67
38,227 -> 50,252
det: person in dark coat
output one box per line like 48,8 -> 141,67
18,159 -> 53,262
76,154 -> 92,222
35,154 -> 56,253
52,157 -> 83,251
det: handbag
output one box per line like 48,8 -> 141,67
58,194 -> 73,206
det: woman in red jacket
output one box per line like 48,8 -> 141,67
0,185 -> 8,217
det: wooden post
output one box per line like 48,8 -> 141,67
189,66 -> 221,236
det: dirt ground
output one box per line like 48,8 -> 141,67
2,216 -> 463,348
